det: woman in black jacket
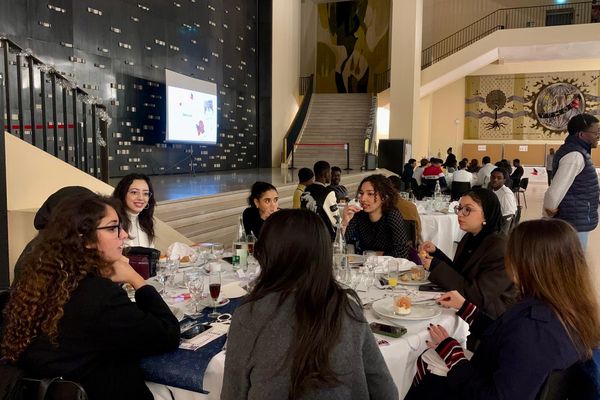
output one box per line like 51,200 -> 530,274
1,194 -> 180,400
421,188 -> 516,318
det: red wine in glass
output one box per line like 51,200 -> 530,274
209,283 -> 221,300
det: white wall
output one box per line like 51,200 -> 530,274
272,0 -> 302,166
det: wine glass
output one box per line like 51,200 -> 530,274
212,243 -> 224,261
387,259 -> 399,294
208,271 -> 222,318
184,271 -> 205,319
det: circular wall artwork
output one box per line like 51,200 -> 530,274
534,83 -> 585,131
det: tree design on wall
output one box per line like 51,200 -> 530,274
484,90 -> 508,130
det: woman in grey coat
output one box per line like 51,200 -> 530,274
221,209 -> 398,400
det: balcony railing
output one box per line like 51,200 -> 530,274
422,1 -> 595,69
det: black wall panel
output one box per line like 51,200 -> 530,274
1,0 -> 265,177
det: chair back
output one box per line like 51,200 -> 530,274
514,205 -> 522,226
511,177 -> 521,191
520,177 -> 529,191
421,179 -> 438,198
536,362 -> 597,400
123,246 -> 161,280
451,181 -> 471,201
21,377 -> 88,400
501,214 -> 515,235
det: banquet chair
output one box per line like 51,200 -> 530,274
536,362 -> 596,400
515,178 -> 529,208
451,182 -> 471,201
403,220 -> 417,248
422,179 -> 439,198
20,377 -> 88,400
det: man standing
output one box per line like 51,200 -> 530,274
544,113 -> 599,249
301,160 -> 339,237
546,148 -> 555,185
443,147 -> 457,169
293,167 -> 314,209
328,166 -> 348,202
489,168 -> 517,217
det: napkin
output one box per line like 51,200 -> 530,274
421,348 -> 449,376
372,257 -> 416,273
221,282 -> 248,299
448,201 -> 459,212
167,242 -> 195,261
168,304 -> 186,322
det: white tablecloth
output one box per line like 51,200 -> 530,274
419,211 -> 464,258
150,288 -> 470,400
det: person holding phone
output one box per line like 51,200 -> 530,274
406,219 -> 600,399
1,195 -> 180,400
222,209 -> 398,400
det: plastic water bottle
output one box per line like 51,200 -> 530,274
434,181 -> 442,199
333,219 -> 347,281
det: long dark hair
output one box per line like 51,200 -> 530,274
248,209 -> 361,398
113,173 -> 156,242
2,195 -> 120,361
506,220 -> 600,358
247,181 -> 277,207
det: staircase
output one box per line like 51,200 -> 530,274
290,93 -> 372,171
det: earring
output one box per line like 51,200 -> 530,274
482,221 -> 487,225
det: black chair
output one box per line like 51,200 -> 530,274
410,179 -> 422,200
421,179 -> 439,198
515,178 -> 529,208
536,362 -> 597,400
123,246 -> 161,280
20,377 -> 88,400
451,181 -> 471,201
514,205 -> 522,226
501,214 -> 515,235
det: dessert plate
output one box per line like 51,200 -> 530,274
372,297 -> 441,321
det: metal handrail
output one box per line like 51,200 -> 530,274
282,74 -> 314,165
421,1 -> 594,69
0,36 -> 110,182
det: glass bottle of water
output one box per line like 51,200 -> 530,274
333,219 -> 347,281
434,181 -> 442,199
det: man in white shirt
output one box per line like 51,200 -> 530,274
412,158 -> 429,186
489,168 -> 517,216
452,160 -> 474,186
474,156 -> 497,187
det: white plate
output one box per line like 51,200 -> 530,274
372,297 -> 441,321
202,298 -> 230,308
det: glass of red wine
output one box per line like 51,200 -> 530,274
208,271 -> 222,318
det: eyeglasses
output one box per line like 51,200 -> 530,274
127,189 -> 152,198
454,205 -> 480,216
96,224 -> 123,236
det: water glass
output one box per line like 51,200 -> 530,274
184,271 -> 205,319
212,243 -> 224,260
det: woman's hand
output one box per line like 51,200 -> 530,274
420,241 -> 437,254
426,324 -> 450,348
109,256 -> 146,290
437,290 -> 465,310
341,204 -> 361,228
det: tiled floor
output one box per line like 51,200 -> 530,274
519,182 -> 600,293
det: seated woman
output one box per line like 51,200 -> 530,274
1,195 -> 180,400
406,219 -> 600,400
342,174 -> 409,258
421,188 -> 515,318
242,181 -> 279,237
222,209 -> 398,400
113,173 -> 156,248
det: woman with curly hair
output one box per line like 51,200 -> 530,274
113,173 -> 156,247
1,194 -> 180,399
342,174 -> 409,258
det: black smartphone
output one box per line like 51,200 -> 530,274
181,324 -> 212,340
419,283 -> 446,292
369,322 -> 407,338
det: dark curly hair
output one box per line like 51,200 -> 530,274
356,174 -> 399,214
113,173 -> 156,243
1,195 -> 121,362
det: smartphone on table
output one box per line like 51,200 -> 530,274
369,322 -> 407,338
181,324 -> 212,340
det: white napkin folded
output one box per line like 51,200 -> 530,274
372,257 -> 416,273
167,242 -> 195,261
421,348 -> 449,376
221,282 -> 248,299
448,201 -> 459,212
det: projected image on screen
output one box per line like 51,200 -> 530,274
165,70 -> 218,144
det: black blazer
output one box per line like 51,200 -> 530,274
428,232 -> 516,318
17,275 -> 180,400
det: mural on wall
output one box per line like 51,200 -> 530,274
316,0 -> 389,93
465,71 -> 600,140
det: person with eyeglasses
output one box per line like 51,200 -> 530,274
544,113 -> 600,250
420,188 -> 516,319
1,194 -> 180,400
113,173 -> 156,248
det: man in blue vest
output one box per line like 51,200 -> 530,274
543,113 -> 599,249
